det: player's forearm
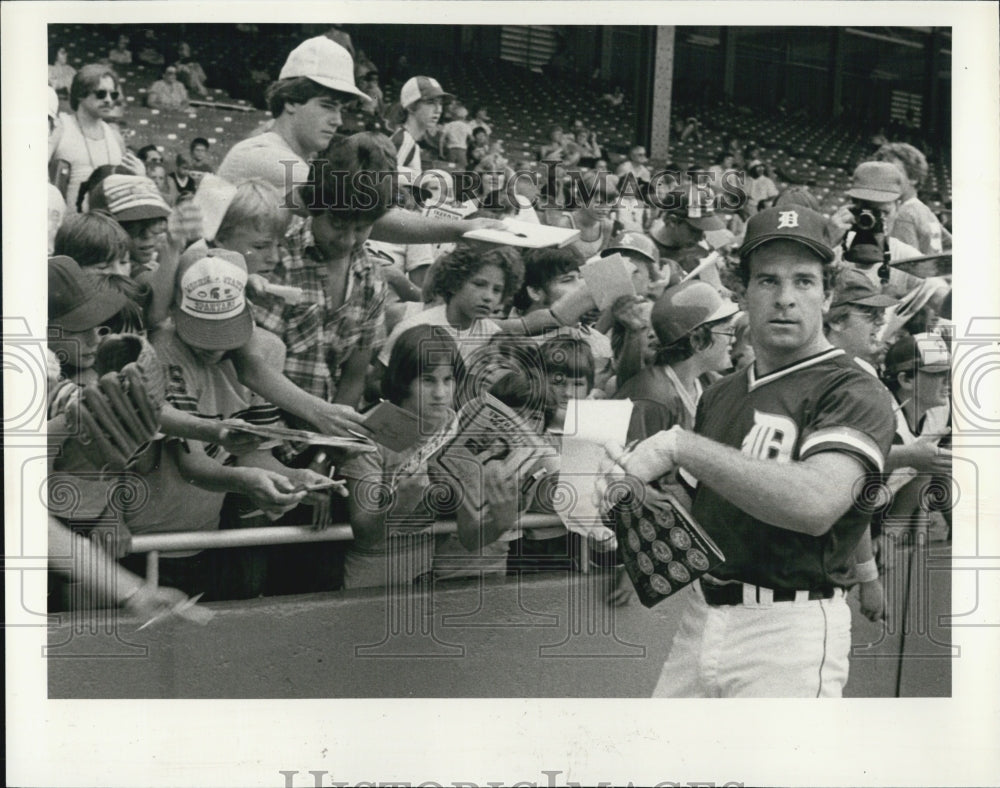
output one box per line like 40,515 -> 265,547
232,349 -> 326,427
616,328 -> 646,386
674,430 -> 854,536
332,349 -> 368,409
175,442 -> 253,495
160,403 -> 221,444
369,208 -> 466,244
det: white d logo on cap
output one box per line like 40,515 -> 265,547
777,210 -> 799,229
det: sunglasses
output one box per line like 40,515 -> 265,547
711,329 -> 737,338
91,89 -> 121,101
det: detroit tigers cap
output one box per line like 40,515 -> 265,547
831,268 -> 900,308
650,280 -> 739,346
738,205 -> 835,263
279,36 -> 367,99
662,188 -> 726,232
174,247 -> 254,351
884,332 -> 951,376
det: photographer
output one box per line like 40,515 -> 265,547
829,161 -> 923,299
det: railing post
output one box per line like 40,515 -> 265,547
146,550 -> 159,590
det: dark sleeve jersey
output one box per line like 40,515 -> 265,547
690,348 -> 896,591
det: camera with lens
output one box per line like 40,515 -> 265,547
849,203 -> 885,234
844,201 -> 889,273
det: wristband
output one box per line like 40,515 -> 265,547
547,306 -> 570,328
855,558 -> 879,583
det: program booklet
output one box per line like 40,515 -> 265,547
434,394 -> 552,512
611,485 -> 725,608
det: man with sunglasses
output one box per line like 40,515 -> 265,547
823,268 -> 900,374
55,64 -> 127,213
829,161 -> 923,299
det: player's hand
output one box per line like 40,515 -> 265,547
607,425 -> 683,483
859,578 -> 885,622
827,204 -> 853,245
307,401 -> 371,440
611,294 -> 650,332
119,151 -> 147,177
215,426 -> 267,457
121,583 -> 190,621
246,273 -> 271,298
482,447 -> 534,519
237,467 -> 307,515
549,278 -> 599,326
905,435 -> 952,475
166,201 -> 205,249
285,467 -> 349,506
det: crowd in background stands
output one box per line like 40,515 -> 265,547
45,28 -> 952,635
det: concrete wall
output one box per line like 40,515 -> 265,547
49,546 -> 951,698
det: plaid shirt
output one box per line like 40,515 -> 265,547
251,216 -> 386,405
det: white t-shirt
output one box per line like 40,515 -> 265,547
378,303 -> 501,366
54,113 -> 125,212
218,131 -> 309,191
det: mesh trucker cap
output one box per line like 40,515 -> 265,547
173,247 -> 254,351
738,205 -> 835,263
400,76 -> 453,109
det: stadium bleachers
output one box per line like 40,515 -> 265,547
51,22 -> 951,218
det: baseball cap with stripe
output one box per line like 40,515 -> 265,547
400,76 -> 453,109
88,174 -> 171,223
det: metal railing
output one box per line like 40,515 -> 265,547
130,513 -> 570,588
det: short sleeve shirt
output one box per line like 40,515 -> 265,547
690,348 -> 896,590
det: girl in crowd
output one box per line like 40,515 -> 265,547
435,368 -> 560,580
339,325 -> 465,589
546,170 -> 620,260
107,34 -> 132,65
378,244 -> 524,368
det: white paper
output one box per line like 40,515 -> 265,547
461,218 -> 580,248
554,399 -> 634,543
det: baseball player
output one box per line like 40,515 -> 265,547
617,206 -> 896,697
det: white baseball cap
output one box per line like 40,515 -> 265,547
279,36 -> 366,99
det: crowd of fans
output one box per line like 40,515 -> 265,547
45,28 -> 952,634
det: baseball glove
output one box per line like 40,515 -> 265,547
63,335 -> 167,472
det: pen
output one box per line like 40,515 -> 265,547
137,593 -> 205,630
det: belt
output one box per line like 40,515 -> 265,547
699,578 -> 838,606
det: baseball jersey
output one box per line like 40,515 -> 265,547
690,347 -> 896,591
